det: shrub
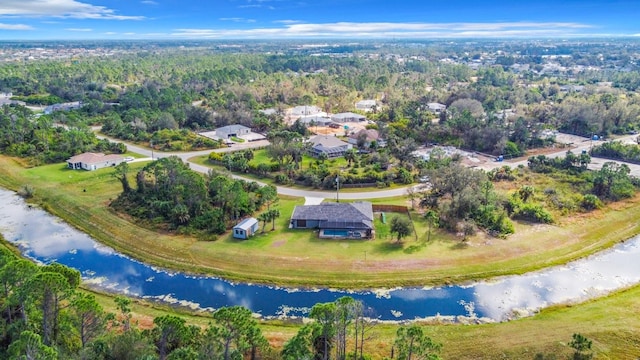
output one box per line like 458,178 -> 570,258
18,184 -> 35,199
580,194 -> 602,211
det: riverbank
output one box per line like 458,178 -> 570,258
3,233 -> 638,359
1,155 -> 640,290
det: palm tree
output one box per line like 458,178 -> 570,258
344,148 -> 357,167
269,208 -> 280,231
257,212 -> 269,233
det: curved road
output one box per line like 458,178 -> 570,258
100,133 -> 640,200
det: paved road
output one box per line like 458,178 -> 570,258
99,132 -> 640,199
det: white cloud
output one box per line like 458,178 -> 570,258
103,31 -> 117,35
0,0 -> 144,20
219,17 -> 256,23
273,19 -> 301,24
66,27 -> 92,32
141,0 -> 158,4
172,21 -> 595,39
0,22 -> 33,30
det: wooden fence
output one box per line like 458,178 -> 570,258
372,205 -> 418,241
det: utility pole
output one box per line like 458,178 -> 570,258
150,140 -> 154,160
336,175 -> 340,203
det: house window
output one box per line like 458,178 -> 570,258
297,220 -> 307,227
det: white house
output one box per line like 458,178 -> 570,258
67,152 -> 125,171
331,112 -> 366,123
216,124 -> 251,139
427,102 -> 447,114
355,100 -> 377,112
290,105 -> 322,117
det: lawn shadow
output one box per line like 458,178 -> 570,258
403,242 -> 426,254
373,240 -> 404,254
450,241 -> 469,250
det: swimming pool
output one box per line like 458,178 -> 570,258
321,229 -> 349,237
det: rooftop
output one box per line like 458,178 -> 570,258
67,152 -> 123,164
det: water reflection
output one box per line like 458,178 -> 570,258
1,188 -> 640,322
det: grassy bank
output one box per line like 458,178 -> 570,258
1,155 -> 640,290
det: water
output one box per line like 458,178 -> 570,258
1,188 -> 640,322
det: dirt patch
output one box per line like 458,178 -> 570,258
272,240 -> 287,248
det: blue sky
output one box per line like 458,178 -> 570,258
0,0 -> 638,40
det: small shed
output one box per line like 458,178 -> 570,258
233,217 -> 259,239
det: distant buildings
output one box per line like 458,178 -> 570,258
355,100 -> 377,112
290,105 -> 323,117
427,102 -> 447,114
44,101 -> 82,115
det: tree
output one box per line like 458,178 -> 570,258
269,208 -> 281,231
424,210 -> 438,242
309,302 -> 337,360
113,161 -> 132,193
257,212 -> 269,233
114,296 -> 133,332
318,151 -> 329,164
393,325 -> 442,360
210,306 -> 265,360
569,333 -> 593,360
70,293 -> 107,349
390,216 -> 412,243
8,330 -> 58,360
344,148 -> 357,167
517,185 -> 535,203
592,162 -> 635,201
27,270 -> 74,346
151,315 -> 189,360
282,323 -> 319,360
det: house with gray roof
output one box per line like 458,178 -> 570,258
331,112 -> 366,123
298,114 -> 333,127
308,135 -> 352,158
290,202 -> 374,239
348,129 -> 386,148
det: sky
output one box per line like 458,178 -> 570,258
0,0 -> 639,40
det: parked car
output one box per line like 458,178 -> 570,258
124,156 -> 134,162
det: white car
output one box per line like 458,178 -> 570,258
124,156 -> 134,162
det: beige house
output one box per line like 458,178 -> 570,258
67,152 -> 124,171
